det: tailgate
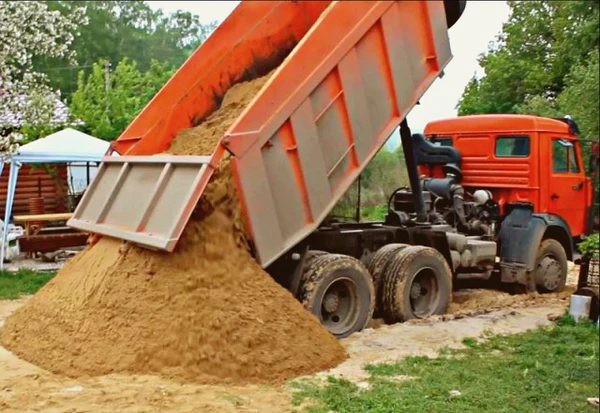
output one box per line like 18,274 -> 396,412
68,156 -> 212,251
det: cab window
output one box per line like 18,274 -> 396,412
427,136 -> 453,147
495,136 -> 530,157
552,138 -> 580,173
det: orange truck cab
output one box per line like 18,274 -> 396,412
412,114 -> 594,287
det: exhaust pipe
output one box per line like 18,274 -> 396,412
400,120 -> 428,223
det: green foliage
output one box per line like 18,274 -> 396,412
557,48 -> 599,140
35,1 -> 217,100
361,205 -> 388,222
516,95 -> 562,119
292,317 -> 600,412
457,1 -> 599,141
461,337 -> 477,348
69,58 -> 176,140
331,145 -> 408,221
0,1 -> 85,150
7,1 -> 215,144
0,269 -> 56,300
578,233 -> 599,259
18,123 -> 65,144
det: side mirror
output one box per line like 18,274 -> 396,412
558,138 -> 573,148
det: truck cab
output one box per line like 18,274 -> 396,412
421,114 -> 594,242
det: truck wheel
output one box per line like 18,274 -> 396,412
300,253 -> 375,339
300,250 -> 328,283
381,246 -> 452,323
533,239 -> 568,293
367,243 -> 410,316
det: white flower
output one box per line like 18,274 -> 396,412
0,1 -> 87,154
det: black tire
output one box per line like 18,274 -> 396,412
444,0 -> 467,29
300,250 -> 328,283
381,246 -> 453,323
533,239 -> 568,294
299,253 -> 375,339
367,243 -> 410,316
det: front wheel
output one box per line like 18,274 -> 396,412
533,239 -> 568,294
299,253 -> 375,339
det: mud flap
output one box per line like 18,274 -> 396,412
498,204 -> 546,285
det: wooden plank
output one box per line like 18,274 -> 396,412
18,233 -> 89,253
13,213 -> 73,222
38,226 -> 82,235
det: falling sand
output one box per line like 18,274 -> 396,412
1,74 -> 347,385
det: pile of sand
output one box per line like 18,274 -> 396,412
1,74 -> 346,385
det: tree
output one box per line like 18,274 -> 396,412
331,146 -> 409,220
457,0 -> 599,137
360,148 -> 408,205
557,48 -> 599,140
0,1 -> 86,153
69,58 -> 176,141
35,1 -> 217,100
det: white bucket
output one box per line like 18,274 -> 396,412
569,294 -> 592,322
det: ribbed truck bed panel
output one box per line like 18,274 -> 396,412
227,0 -> 452,266
111,1 -> 332,156
68,0 -> 454,267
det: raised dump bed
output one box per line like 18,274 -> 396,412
69,0 -> 458,267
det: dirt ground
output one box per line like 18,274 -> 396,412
0,265 -> 579,413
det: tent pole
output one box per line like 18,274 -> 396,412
1,160 -> 19,269
0,161 -> 4,267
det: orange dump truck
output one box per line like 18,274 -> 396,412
69,1 -> 477,338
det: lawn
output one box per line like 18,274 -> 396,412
0,268 -> 56,299
291,316 -> 600,413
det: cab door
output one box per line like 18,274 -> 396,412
547,137 -> 587,236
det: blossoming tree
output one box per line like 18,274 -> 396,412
0,1 -> 87,154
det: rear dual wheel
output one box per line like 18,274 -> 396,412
380,246 -> 453,323
299,253 -> 375,339
298,246 -> 452,337
367,243 -> 410,317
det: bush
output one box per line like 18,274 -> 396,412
578,233 -> 599,259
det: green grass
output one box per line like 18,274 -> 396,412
0,269 -> 56,299
360,205 -> 388,221
330,204 -> 389,222
291,316 -> 600,413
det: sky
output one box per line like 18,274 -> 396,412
147,1 -> 511,147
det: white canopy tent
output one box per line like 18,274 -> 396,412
16,128 -> 110,159
0,128 -> 112,267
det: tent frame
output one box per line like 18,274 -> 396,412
0,151 -> 105,268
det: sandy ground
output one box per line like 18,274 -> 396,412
4,249 -> 84,273
2,259 -> 64,273
0,266 -> 579,413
